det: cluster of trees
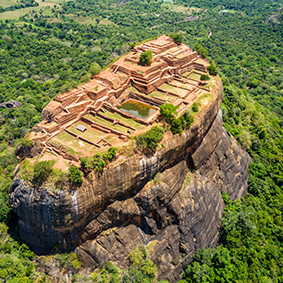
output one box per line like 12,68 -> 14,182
170,33 -> 183,44
160,103 -> 194,135
18,159 -> 83,188
0,0 -> 38,13
80,147 -> 117,172
178,2 -> 283,282
188,0 -> 281,13
136,126 -> 164,151
61,0 -> 198,29
68,246 -> 161,282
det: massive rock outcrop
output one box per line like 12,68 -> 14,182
75,110 -> 251,282
9,77 -> 251,281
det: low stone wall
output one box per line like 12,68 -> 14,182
129,91 -> 162,107
193,62 -> 206,72
97,113 -> 135,131
81,116 -> 127,137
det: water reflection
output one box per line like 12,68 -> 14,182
117,99 -> 158,119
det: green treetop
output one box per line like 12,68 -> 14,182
139,51 -> 153,66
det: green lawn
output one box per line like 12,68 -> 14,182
85,114 -> 130,134
54,131 -> 75,143
158,84 -> 188,98
149,90 -> 166,100
0,0 -> 19,8
0,0 -> 63,20
170,80 -> 195,91
188,72 -> 201,81
104,135 -> 120,145
180,83 -> 196,91
81,129 -> 105,143
100,110 -> 147,130
149,91 -> 176,103
161,4 -> 202,14
51,130 -> 100,157
68,121 -> 106,143
181,71 -> 191,78
196,89 -> 209,96
159,84 -> 178,93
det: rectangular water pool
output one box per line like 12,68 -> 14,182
117,99 -> 158,120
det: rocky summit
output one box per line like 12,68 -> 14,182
9,36 -> 251,282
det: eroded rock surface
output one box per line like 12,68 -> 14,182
75,111 -> 251,282
9,78 -> 251,281
0,100 -> 22,109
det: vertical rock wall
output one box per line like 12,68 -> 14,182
9,77 -> 252,281
75,111 -> 251,282
9,78 -> 224,255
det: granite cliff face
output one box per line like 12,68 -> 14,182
9,78 -> 251,281
75,110 -> 251,282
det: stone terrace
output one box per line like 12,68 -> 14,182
28,35 -> 211,167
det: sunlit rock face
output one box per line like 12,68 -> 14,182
75,109 -> 251,282
9,37 -> 251,282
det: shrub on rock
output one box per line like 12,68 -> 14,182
136,126 -> 164,151
139,51 -> 153,66
69,166 -> 83,185
33,160 -> 54,183
160,103 -> 179,122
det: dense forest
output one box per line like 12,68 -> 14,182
0,0 -> 282,281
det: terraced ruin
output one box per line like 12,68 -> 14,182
10,36 -> 254,280
27,35 -> 213,169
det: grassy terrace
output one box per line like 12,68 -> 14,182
181,71 -> 191,78
68,121 -> 106,142
188,72 -> 202,80
104,135 -> 121,145
149,90 -> 176,103
117,72 -> 128,83
111,77 -> 120,89
47,109 -> 148,159
100,109 -> 147,131
180,83 -> 196,91
127,87 -> 147,96
170,79 -> 185,88
170,80 -> 196,91
158,84 -> 189,98
196,89 -> 210,96
45,121 -> 58,129
185,79 -> 199,86
84,114 -> 130,134
50,130 -> 101,157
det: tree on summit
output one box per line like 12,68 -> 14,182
193,43 -> 208,58
89,62 -> 101,75
139,51 -> 153,66
160,103 -> 179,122
170,33 -> 183,44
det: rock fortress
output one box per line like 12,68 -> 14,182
10,35 -> 251,282
23,35 -> 212,166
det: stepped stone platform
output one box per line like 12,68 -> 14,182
26,35 -> 211,168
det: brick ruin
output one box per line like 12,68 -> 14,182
27,35 -> 211,166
